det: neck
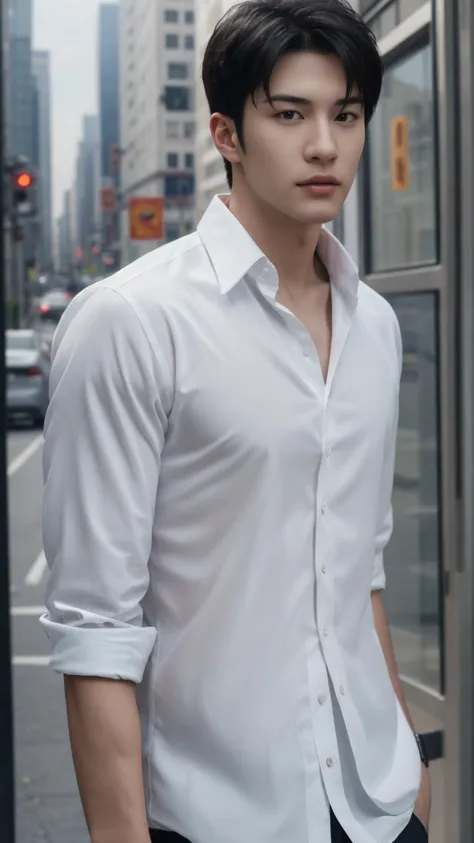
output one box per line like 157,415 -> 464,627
227,187 -> 325,292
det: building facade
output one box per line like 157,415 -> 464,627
32,51 -> 53,270
119,0 -> 196,266
99,3 -> 121,269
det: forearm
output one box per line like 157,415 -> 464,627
64,675 -> 150,843
371,590 -> 415,730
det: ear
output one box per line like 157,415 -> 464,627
209,113 -> 242,167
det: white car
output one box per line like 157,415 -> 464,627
5,329 -> 51,426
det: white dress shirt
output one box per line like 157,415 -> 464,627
41,195 -> 421,843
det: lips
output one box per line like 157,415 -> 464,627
297,176 -> 340,186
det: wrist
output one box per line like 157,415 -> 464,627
91,826 -> 151,843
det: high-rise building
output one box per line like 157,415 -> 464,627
119,0 -> 196,266
57,190 -> 73,273
7,0 -> 34,162
73,116 -> 101,270
99,3 -> 120,268
32,51 -> 53,270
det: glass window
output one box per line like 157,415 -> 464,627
166,121 -> 180,139
168,62 -> 188,80
164,86 -> 191,111
185,152 -> 194,169
165,9 -> 178,22
368,44 -> 437,272
166,33 -> 179,49
6,332 -> 36,350
165,175 -> 194,197
167,152 -> 178,168
185,10 -> 194,23
384,292 -> 443,692
184,121 -> 195,138
166,222 -> 181,242
185,34 -> 194,50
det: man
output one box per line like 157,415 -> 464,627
41,1 -> 431,842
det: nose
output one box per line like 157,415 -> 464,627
303,116 -> 338,163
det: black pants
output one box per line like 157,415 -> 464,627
149,811 -> 428,842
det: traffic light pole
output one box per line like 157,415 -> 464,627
0,0 -> 17,837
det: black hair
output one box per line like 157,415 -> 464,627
202,0 -> 383,188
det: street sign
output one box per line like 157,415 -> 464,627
391,115 -> 410,192
101,187 -> 116,213
129,197 -> 164,240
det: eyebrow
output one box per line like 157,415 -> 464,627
264,94 -> 365,108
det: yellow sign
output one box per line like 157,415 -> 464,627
391,116 -> 410,192
129,197 -> 164,240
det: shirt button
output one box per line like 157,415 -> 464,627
320,503 -> 326,515
323,628 -> 329,638
326,757 -> 334,768
318,693 -> 326,705
324,447 -> 331,459
303,348 -> 310,358
340,685 -> 345,696
322,564 -> 327,575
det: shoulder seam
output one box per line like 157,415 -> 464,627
114,238 -> 200,293
96,286 -> 174,391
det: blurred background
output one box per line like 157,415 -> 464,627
2,0 -> 474,841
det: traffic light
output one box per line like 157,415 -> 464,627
11,168 -> 34,215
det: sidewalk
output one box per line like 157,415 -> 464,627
14,666 -> 88,843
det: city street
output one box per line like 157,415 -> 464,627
8,426 -> 88,843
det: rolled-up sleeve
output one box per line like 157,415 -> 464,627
371,314 -> 403,592
40,285 -> 172,682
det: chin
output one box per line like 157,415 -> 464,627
290,198 -> 343,227
294,207 -> 339,226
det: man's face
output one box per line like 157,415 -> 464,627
236,51 -> 366,225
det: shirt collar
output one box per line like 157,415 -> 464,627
197,194 -> 360,300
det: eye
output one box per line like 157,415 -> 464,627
277,110 -> 303,121
335,112 -> 359,124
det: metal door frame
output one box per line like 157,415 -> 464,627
453,0 -> 474,839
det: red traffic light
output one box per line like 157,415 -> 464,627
15,171 -> 33,189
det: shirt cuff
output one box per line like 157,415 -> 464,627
371,551 -> 387,591
40,615 -> 157,683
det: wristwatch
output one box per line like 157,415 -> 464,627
414,733 -> 430,768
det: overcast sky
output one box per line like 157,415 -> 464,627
33,0 -> 101,221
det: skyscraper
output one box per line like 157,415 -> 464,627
32,51 -> 53,270
98,3 -> 120,267
7,0 -> 34,161
73,115 -> 100,268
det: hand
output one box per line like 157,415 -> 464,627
414,763 -> 431,832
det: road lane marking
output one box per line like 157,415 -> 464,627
10,605 -> 46,616
12,656 -> 49,666
24,550 -> 47,586
7,435 -> 43,477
